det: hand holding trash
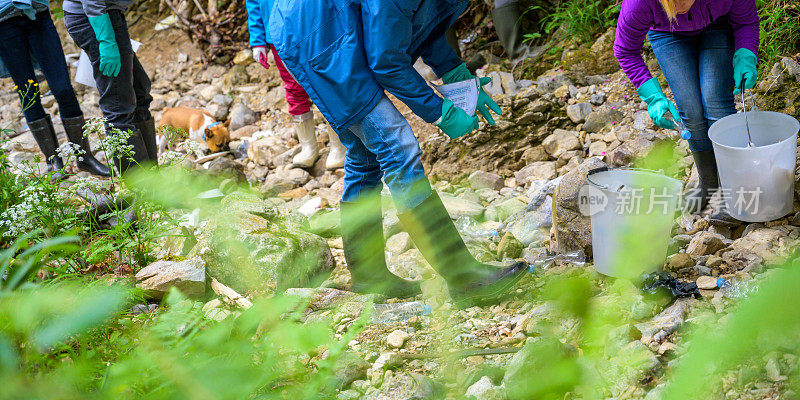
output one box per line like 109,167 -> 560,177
637,77 -> 680,130
437,98 -> 479,139
441,63 -> 503,125
252,46 -> 269,70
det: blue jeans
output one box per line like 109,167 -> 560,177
0,11 -> 83,122
339,95 -> 432,212
64,10 -> 153,133
648,22 -> 736,152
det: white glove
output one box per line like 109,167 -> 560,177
252,46 -> 269,69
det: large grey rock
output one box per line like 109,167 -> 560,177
333,353 -> 370,390
686,231 -> 726,256
486,196 -> 527,223
589,91 -> 606,105
135,258 -> 206,299
484,71 -> 504,96
260,174 -> 295,196
211,94 -> 233,107
515,162 -> 557,185
279,166 -> 312,186
248,136 -> 289,166
206,103 -> 229,121
596,341 -> 660,396
369,372 -> 445,400
583,107 -> 624,133
782,57 -> 800,82
552,157 -> 606,254
633,110 -> 655,130
440,192 -> 484,219
535,73 -> 573,94
506,197 -> 552,246
388,249 -> 432,281
542,129 -> 580,157
499,71 -> 519,96
728,227 -> 791,264
468,170 -> 504,190
465,376 -> 505,400
228,102 -> 257,132
386,232 -> 414,255
191,192 -> 335,294
606,137 -> 655,167
566,102 -> 593,123
206,157 -> 246,181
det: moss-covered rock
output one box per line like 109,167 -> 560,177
192,192 -> 334,295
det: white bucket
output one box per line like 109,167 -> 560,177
708,111 -> 799,222
584,168 -> 682,278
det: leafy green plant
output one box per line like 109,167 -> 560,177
0,232 -> 79,292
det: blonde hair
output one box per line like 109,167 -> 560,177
658,0 -> 679,21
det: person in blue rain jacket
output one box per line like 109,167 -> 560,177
270,0 -> 527,308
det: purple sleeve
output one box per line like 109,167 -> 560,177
728,0 -> 759,56
613,0 -> 654,88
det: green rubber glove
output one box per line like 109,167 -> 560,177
637,77 -> 680,130
88,14 -> 121,77
441,63 -> 502,125
733,48 -> 757,95
436,98 -> 479,139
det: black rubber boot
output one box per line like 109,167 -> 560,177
685,150 -> 719,214
113,128 -> 149,175
397,191 -> 528,308
62,116 -> 111,177
492,2 -> 529,60
28,115 -> 64,174
133,117 -> 159,163
341,190 -> 421,298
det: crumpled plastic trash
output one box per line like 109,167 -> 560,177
641,272 -> 700,298
718,277 -> 757,299
523,247 -> 586,272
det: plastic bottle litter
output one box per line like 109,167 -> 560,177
717,276 -> 757,299
372,302 -> 432,324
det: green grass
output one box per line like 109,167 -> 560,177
528,0 -> 621,43
756,0 -> 800,71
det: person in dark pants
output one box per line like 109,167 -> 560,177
62,0 -> 157,173
0,0 -> 110,176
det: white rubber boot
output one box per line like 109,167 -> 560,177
326,126 -> 346,170
292,112 -> 319,168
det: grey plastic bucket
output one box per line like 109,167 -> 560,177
584,168 -> 682,278
708,111 -> 799,222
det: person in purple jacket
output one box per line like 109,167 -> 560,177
614,0 -> 759,213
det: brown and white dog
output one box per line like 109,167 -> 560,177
157,107 -> 231,154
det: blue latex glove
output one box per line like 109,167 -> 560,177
441,63 -> 502,125
733,48 -> 758,95
88,14 -> 121,77
637,78 -> 680,130
437,99 -> 479,139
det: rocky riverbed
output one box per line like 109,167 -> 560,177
2,19 -> 800,400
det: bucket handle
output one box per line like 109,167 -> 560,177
586,166 -> 666,191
